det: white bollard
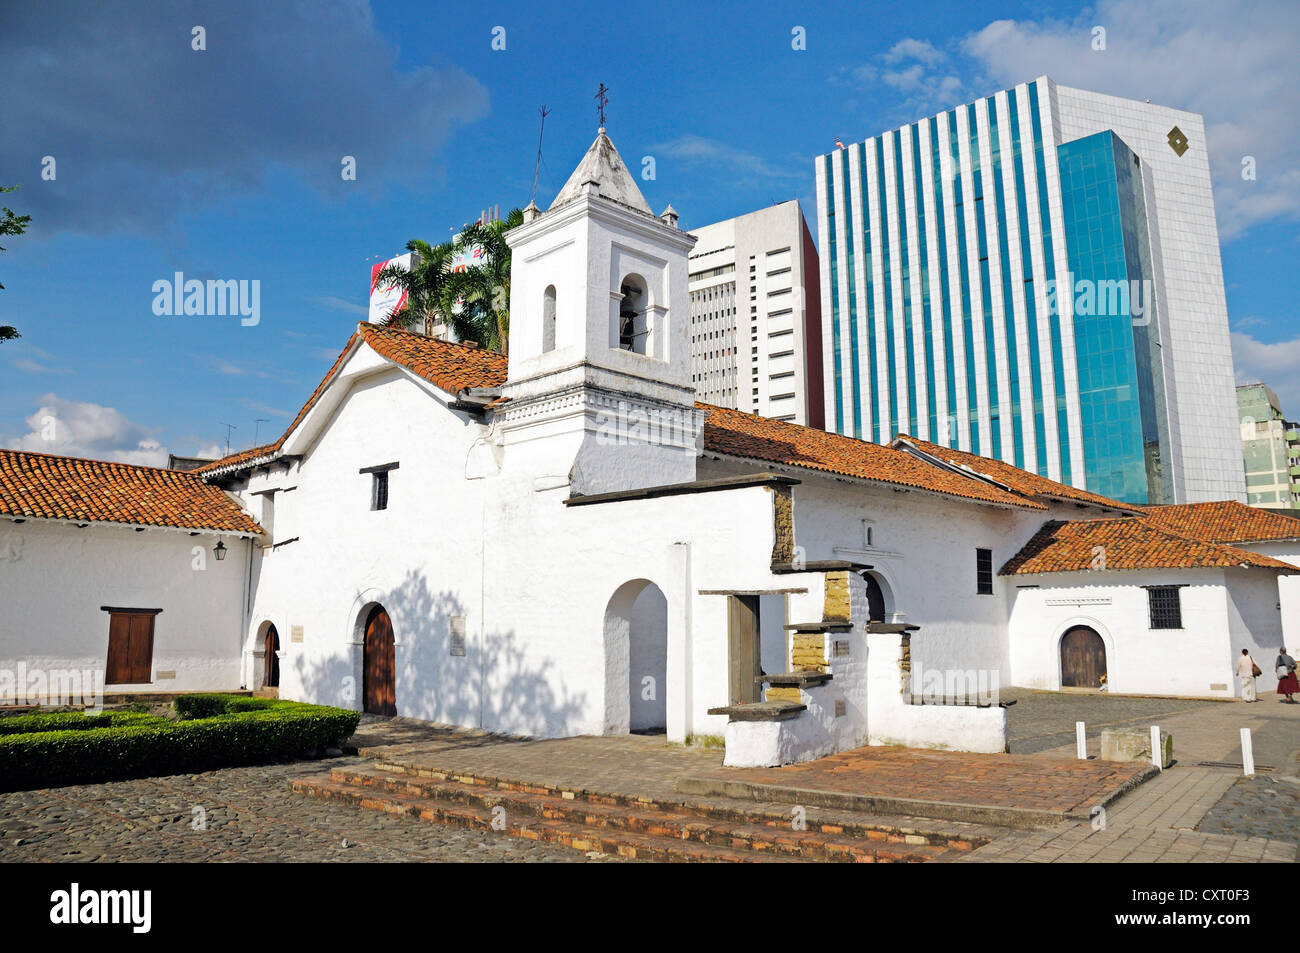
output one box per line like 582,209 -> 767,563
1240,727 -> 1255,777
1151,725 -> 1162,771
1076,721 -> 1087,760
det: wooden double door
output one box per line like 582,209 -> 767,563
1060,626 -> 1107,689
363,606 -> 396,716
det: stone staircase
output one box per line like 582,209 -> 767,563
288,760 -> 987,862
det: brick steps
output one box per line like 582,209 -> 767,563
367,759 -> 988,850
288,764 -> 963,862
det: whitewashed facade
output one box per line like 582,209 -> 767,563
3,128 -> 1294,767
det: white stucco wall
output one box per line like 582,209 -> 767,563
1005,568 -> 1269,698
0,519 -> 252,698
1235,541 -> 1300,656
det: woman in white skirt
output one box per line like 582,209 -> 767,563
1236,648 -> 1259,702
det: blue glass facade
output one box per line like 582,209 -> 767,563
1056,131 -> 1172,503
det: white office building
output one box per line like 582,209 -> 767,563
815,75 -> 1246,504
688,201 -> 824,427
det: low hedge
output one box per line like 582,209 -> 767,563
0,710 -> 161,736
0,699 -> 360,792
0,711 -> 115,735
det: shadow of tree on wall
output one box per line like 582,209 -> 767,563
288,569 -> 589,738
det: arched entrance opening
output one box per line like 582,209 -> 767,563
1060,626 -> 1107,689
362,604 -> 396,716
603,579 -> 667,734
262,623 -> 280,689
861,570 -> 894,623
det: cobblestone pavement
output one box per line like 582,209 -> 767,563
1002,688 -> 1221,755
1196,776 -> 1300,847
0,759 -> 619,863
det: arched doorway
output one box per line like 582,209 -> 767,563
865,575 -> 887,623
263,624 -> 280,689
1060,626 -> 1107,689
363,605 -> 396,716
603,580 -> 667,734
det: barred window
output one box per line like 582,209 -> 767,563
371,471 -> 389,511
976,548 -> 994,595
1147,586 -> 1182,629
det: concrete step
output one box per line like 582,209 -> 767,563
290,764 -> 961,862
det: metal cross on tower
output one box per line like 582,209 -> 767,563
595,83 -> 609,127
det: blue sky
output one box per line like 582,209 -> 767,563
2,0 -> 1297,463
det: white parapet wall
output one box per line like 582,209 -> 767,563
722,572 -> 1008,767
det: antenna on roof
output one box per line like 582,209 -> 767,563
253,418 -> 270,445
218,422 -> 237,456
531,105 -> 551,207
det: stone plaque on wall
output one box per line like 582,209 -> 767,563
450,616 -> 467,657
291,625 -> 304,643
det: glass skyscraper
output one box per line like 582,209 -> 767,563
815,75 -> 1245,505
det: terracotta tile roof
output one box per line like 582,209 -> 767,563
359,322 -> 508,395
698,403 -> 1046,510
1140,500 -> 1300,545
0,448 -> 263,535
196,324 -> 508,476
999,518 -> 1299,576
893,435 -> 1140,513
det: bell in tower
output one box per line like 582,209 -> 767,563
496,121 -> 704,496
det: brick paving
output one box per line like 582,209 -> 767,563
952,691 -> 1300,863
684,746 -> 1152,816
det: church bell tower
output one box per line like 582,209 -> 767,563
497,124 -> 703,495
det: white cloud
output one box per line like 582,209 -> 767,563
5,394 -> 169,466
961,0 -> 1300,240
1231,331 -> 1300,415
647,135 -> 803,180
883,38 -> 946,66
310,295 -> 368,316
833,37 -> 967,120
10,358 -> 72,374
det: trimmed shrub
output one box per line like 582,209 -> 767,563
0,712 -> 115,735
174,693 -> 273,718
0,701 -> 360,792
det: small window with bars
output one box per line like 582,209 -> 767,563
371,471 -> 389,511
976,548 -> 994,595
1146,586 -> 1183,629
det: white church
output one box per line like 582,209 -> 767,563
2,128 -> 1298,767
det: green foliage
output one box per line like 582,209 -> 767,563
0,711 -> 115,735
174,693 -> 274,718
0,184 -> 30,342
0,697 -> 360,791
374,237 -> 456,336
442,207 -> 524,355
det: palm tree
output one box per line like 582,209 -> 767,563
371,238 -> 457,337
444,207 -> 524,355
1,186 -> 31,343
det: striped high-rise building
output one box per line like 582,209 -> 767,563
815,75 -> 1246,505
